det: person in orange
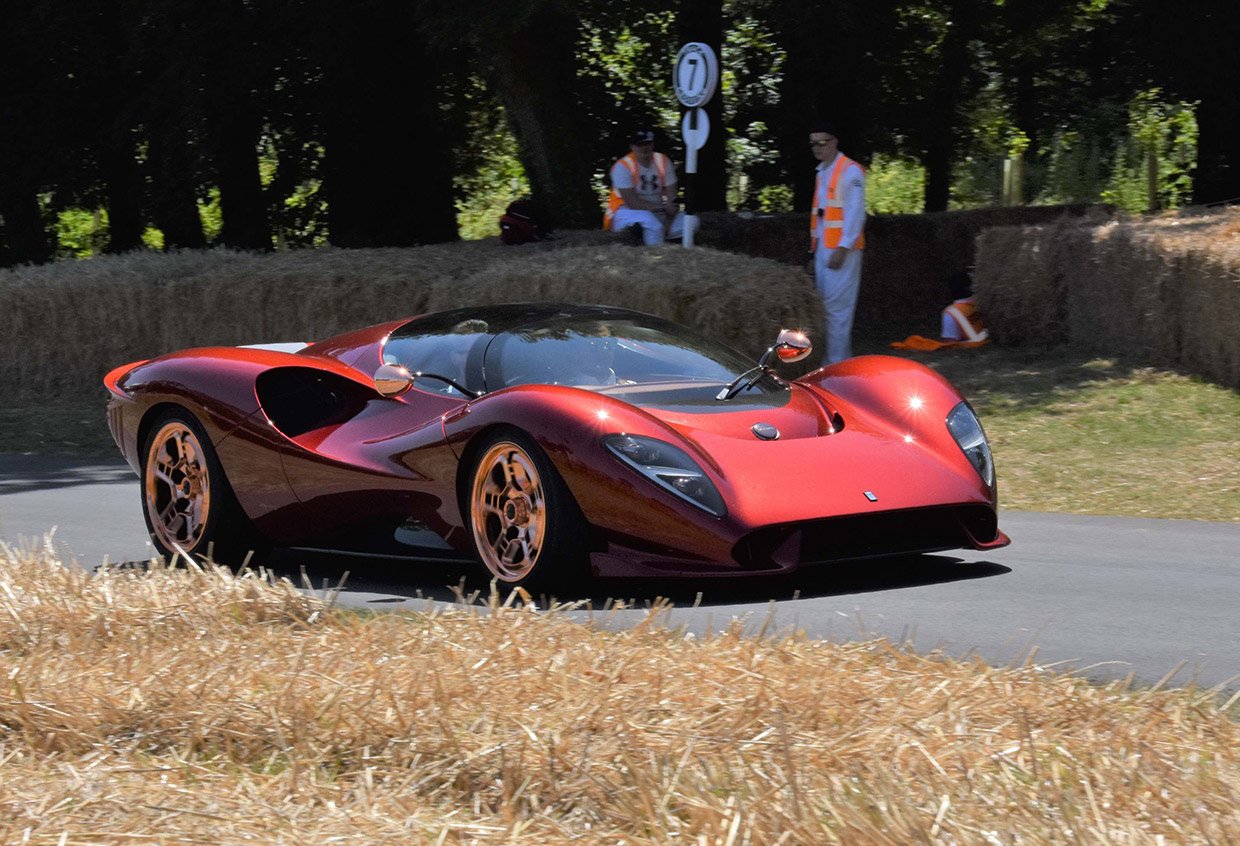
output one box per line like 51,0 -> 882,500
809,121 -> 866,364
605,129 -> 690,245
890,270 -> 990,351
939,270 -> 989,343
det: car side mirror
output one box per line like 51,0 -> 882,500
374,363 -> 414,397
758,329 -> 812,368
773,329 -> 812,363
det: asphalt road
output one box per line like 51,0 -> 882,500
2,453 -> 1237,695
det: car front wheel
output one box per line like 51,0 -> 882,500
466,429 -> 588,593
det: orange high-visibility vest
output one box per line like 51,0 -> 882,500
604,152 -> 670,230
943,298 -> 989,343
809,154 -> 865,251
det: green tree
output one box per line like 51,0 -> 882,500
1121,0 -> 1238,204
423,0 -> 605,230
1100,89 -> 1197,213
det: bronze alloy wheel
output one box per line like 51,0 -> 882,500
470,440 -> 548,582
144,420 -> 212,555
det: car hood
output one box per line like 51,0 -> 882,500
634,384 -> 989,526
632,383 -> 836,441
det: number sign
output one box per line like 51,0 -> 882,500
674,42 -> 718,109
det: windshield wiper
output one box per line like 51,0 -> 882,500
716,329 -> 809,402
716,366 -> 775,401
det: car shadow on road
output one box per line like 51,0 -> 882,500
597,556 -> 1012,608
240,549 -> 1012,610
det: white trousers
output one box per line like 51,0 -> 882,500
611,207 -> 690,245
813,246 -> 863,364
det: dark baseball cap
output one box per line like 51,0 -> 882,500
630,129 -> 656,145
809,120 -> 841,138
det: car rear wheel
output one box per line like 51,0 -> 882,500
141,409 -> 265,568
466,429 -> 588,593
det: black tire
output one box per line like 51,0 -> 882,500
461,427 -> 590,595
139,408 -> 267,568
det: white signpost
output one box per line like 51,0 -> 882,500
673,42 -> 718,248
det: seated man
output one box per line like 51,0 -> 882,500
940,270 -> 989,343
890,270 -> 989,351
604,129 -> 691,245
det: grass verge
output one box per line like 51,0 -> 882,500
906,345 -> 1240,522
1,545 -> 1237,843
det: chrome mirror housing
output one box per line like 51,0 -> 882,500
773,329 -> 812,363
757,329 -> 813,368
374,363 -> 414,397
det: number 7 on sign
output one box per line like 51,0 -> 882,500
674,42 -> 718,109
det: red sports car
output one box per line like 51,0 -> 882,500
104,303 -> 1009,589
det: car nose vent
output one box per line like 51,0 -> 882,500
752,422 -> 780,440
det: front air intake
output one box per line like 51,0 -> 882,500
732,505 -> 996,568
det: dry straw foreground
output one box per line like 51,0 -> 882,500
974,208 -> 1240,388
0,240 -> 822,402
1,542 -> 1237,844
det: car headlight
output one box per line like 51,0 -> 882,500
603,434 -> 727,517
946,401 -> 995,487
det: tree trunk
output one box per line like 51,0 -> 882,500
94,0 -> 146,253
0,182 -> 52,266
147,128 -> 206,249
215,110 -> 270,250
1185,4 -> 1240,206
488,9 -> 599,230
322,0 -> 458,247
922,2 -> 979,212
923,142 -> 953,213
677,0 -> 727,212
1194,97 -> 1240,205
200,0 -> 269,250
101,129 -> 146,253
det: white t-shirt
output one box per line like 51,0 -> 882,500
610,154 -> 675,206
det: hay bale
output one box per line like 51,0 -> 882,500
1182,252 -> 1240,387
973,208 -> 1240,387
973,218 -> 1090,346
0,241 -> 823,403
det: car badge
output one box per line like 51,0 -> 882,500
751,422 -> 780,441
863,491 -> 878,502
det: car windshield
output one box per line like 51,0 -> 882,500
383,306 -> 790,405
483,314 -> 787,402
381,311 -> 493,397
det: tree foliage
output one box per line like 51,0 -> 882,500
0,0 -> 1227,266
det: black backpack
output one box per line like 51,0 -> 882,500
499,199 -> 552,245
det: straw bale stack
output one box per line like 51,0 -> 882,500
976,208 -> 1240,387
0,239 -> 819,402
